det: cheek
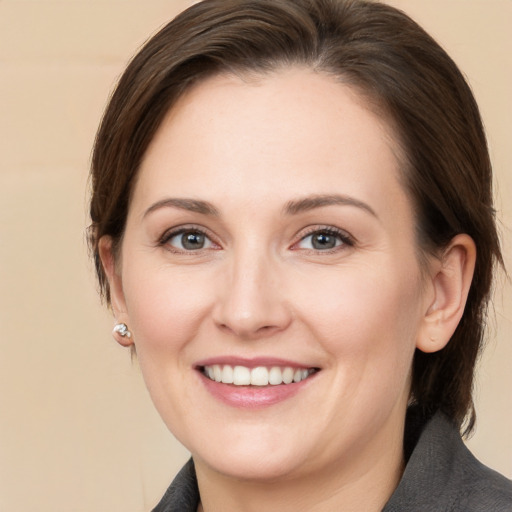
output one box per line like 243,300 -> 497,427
293,261 -> 423,370
122,263 -> 215,353
120,263 -> 216,432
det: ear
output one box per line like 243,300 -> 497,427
416,234 -> 476,353
98,236 -> 133,347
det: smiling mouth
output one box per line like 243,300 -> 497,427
201,364 -> 319,386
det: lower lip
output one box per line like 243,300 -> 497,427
198,372 -> 317,409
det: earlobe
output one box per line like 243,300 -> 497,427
98,236 -> 134,347
417,234 -> 476,353
112,322 -> 133,347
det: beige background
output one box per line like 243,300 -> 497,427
0,0 -> 510,510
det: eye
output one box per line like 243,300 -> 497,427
163,229 -> 215,251
295,228 -> 352,251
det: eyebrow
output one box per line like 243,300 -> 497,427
283,194 -> 377,217
143,194 -> 377,219
143,198 -> 219,218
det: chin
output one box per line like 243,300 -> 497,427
183,425 -> 313,481
197,447 -> 307,482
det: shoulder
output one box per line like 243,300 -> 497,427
429,412 -> 512,510
151,458 -> 200,512
384,409 -> 512,511
454,444 -> 512,511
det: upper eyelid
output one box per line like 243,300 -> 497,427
286,226 -> 356,255
159,224 -> 216,244
295,225 -> 354,242
157,224 -> 355,248
158,226 -> 222,255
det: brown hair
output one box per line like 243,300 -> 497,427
89,0 -> 502,432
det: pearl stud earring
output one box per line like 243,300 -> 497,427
113,323 -> 132,338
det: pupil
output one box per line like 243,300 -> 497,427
312,233 -> 335,250
182,232 -> 204,250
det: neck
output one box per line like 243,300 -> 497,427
194,412 -> 406,512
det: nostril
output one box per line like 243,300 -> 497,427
215,321 -> 284,340
257,325 -> 283,335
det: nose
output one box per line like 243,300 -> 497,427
212,249 -> 292,340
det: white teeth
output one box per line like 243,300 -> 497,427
233,366 -> 251,385
221,365 -> 234,384
250,366 -> 269,386
282,367 -> 294,384
203,364 -> 315,386
268,367 -> 283,385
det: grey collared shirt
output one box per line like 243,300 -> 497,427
152,409 -> 512,511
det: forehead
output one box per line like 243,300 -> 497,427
134,67 -> 410,223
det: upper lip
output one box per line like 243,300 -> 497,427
195,356 -> 319,369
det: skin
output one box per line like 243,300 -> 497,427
101,68 -> 476,512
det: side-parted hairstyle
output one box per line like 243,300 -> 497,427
89,0 -> 502,432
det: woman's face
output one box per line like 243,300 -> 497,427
108,69 -> 435,481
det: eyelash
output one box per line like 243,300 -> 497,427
158,225 -> 355,253
158,225 -> 219,253
292,226 -> 355,253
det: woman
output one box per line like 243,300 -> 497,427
88,0 -> 512,510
